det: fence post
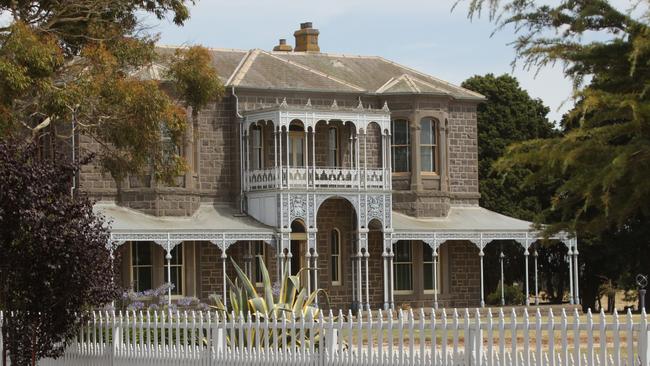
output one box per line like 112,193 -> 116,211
465,309 -> 483,366
640,309 -> 649,366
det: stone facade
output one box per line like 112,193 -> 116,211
84,37 -> 488,309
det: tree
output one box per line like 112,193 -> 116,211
0,1 -> 223,184
461,73 -> 558,221
0,139 -> 118,365
457,0 -> 650,309
462,74 -> 570,302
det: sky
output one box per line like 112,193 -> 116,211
146,0 -> 578,123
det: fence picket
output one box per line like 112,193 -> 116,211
1,307 -> 648,366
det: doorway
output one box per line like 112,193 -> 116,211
290,220 -> 307,280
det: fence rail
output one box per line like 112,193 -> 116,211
1,308 -> 648,366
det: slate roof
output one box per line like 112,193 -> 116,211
154,46 -> 484,100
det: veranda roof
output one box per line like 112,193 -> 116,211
390,206 -> 567,246
392,206 -> 535,233
93,202 -> 276,247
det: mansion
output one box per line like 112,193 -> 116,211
84,23 -> 579,310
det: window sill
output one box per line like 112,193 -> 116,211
423,290 -> 440,295
394,290 -> 414,295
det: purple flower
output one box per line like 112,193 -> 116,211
127,301 -> 145,311
148,303 -> 159,311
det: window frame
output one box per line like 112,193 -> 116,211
330,228 -> 342,286
422,243 -> 442,294
250,124 -> 264,171
391,119 -> 410,174
393,240 -> 413,294
327,126 -> 339,167
131,242 -> 153,293
254,242 -> 266,287
420,118 -> 438,174
164,244 -> 185,296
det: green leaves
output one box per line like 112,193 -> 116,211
166,46 -> 224,116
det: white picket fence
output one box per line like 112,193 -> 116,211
1,308 -> 649,366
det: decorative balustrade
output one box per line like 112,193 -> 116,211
245,167 -> 388,191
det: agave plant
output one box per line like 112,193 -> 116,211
210,256 -> 328,348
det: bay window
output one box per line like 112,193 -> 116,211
391,119 -> 410,173
420,118 -> 438,173
251,125 -> 263,170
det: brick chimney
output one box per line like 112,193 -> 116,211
273,38 -> 293,52
293,22 -> 320,52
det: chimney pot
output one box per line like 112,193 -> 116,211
273,38 -> 293,52
294,22 -> 320,52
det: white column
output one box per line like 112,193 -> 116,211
534,248 -> 539,305
433,246 -> 439,309
311,128 -> 316,188
524,247 -> 530,306
356,248 -> 363,310
351,252 -> 357,304
304,128 -> 308,187
363,131 -> 368,189
364,250 -> 370,310
568,245 -> 574,305
305,249 -> 312,294
274,127 -> 279,188
166,249 -> 172,306
382,246 -> 389,310
349,133 -> 354,168
313,250 -> 319,305
478,246 -> 485,308
355,134 -> 360,189
221,247 -> 227,309
387,133 -> 393,190
286,129 -> 290,189
389,248 -> 395,309
500,250 -> 505,306
573,241 -> 580,305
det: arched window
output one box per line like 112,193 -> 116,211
328,126 -> 339,167
420,118 -> 438,173
330,229 -> 342,286
391,119 -> 410,172
251,124 -> 263,170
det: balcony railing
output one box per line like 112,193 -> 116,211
245,167 -> 389,191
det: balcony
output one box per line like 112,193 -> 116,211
245,167 -> 389,191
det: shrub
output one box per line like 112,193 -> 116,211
486,283 -> 526,306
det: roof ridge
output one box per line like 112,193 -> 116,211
230,49 -> 260,87
376,56 -> 485,99
402,74 -> 421,93
156,44 -> 249,53
407,74 -> 450,94
375,76 -> 397,93
260,50 -> 366,92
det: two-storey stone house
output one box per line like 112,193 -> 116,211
86,23 -> 579,310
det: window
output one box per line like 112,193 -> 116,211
132,242 -> 153,292
254,242 -> 265,285
251,125 -> 263,170
420,118 -> 437,173
328,127 -> 339,167
423,244 -> 435,291
393,241 -> 412,292
164,244 -> 184,295
391,119 -> 410,172
331,229 -> 341,285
